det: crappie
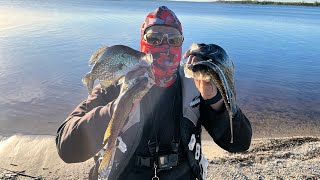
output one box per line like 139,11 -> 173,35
184,43 -> 237,143
98,68 -> 155,174
82,45 -> 153,95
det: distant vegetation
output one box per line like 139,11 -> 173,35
216,0 -> 320,6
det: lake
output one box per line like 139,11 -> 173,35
0,0 -> 319,138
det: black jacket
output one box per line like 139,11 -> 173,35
55,70 -> 252,179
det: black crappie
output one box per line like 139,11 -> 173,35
184,43 -> 237,143
82,45 -> 153,95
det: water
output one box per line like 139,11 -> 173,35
0,1 -> 319,137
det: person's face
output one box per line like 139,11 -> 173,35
143,25 -> 183,48
140,25 -> 183,87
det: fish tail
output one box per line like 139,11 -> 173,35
82,73 -> 94,95
229,114 -> 234,144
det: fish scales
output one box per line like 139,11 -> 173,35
82,45 -> 153,95
82,45 -> 154,174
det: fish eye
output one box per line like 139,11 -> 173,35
116,63 -> 125,70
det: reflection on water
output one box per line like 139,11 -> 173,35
0,0 -> 320,137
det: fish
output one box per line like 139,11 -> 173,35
98,67 -> 155,173
82,45 -> 153,95
184,43 -> 237,143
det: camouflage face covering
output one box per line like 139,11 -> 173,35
140,6 -> 183,87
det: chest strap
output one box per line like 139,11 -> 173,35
135,153 -> 183,170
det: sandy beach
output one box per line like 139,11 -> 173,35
1,134 -> 319,180
0,135 -> 93,180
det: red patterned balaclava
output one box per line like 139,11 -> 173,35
140,6 -> 183,87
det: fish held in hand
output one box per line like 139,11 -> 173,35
82,45 -> 153,95
98,68 -> 155,174
184,43 -> 237,143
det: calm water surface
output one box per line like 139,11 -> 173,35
0,1 -> 319,137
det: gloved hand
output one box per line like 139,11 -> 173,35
183,43 -> 237,115
183,48 -> 224,111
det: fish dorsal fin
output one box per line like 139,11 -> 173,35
89,46 -> 108,65
103,123 -> 112,143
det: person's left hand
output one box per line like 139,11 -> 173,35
183,49 -> 224,110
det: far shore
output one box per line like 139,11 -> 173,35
215,0 -> 320,6
165,0 -> 320,6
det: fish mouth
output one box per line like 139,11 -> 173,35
139,58 -> 153,67
128,60 -> 155,81
124,67 -> 155,87
119,70 -> 155,98
114,62 -> 155,86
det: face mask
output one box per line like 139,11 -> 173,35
140,6 -> 183,87
141,39 -> 182,87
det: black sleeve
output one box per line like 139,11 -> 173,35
55,84 -> 120,163
200,103 -> 252,152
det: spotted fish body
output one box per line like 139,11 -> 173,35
184,43 -> 237,143
98,68 -> 155,174
82,45 -> 153,95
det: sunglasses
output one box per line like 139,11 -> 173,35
143,32 -> 184,47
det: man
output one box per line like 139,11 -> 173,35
56,6 -> 252,180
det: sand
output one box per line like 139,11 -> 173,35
0,135 -> 93,180
1,135 -> 320,180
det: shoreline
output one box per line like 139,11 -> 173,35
1,134 -> 320,179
